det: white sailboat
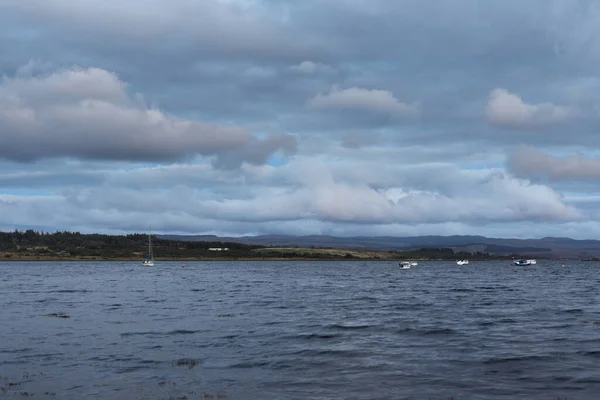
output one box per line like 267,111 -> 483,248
143,227 -> 154,266
456,259 -> 469,265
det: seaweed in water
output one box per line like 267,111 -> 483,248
171,358 -> 199,369
42,313 -> 70,318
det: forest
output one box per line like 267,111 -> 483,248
0,230 -> 261,260
0,230 -> 501,261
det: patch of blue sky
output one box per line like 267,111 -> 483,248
563,192 -> 600,201
3,24 -> 39,41
0,189 -> 52,196
266,154 -> 289,167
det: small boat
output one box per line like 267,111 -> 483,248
527,259 -> 537,265
143,227 -> 154,267
456,260 -> 469,265
399,261 -> 411,269
514,259 -> 531,266
410,261 -> 418,267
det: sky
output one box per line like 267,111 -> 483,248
1,0 -> 600,239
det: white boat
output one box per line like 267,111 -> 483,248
399,261 -> 411,269
456,259 -> 469,265
143,227 -> 154,266
527,259 -> 537,265
514,259 -> 531,266
410,261 -> 418,267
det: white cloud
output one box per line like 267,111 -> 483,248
485,88 -> 572,128
307,86 -> 419,118
0,157 -> 581,236
289,61 -> 334,74
0,65 -> 296,166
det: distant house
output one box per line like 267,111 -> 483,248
208,247 -> 229,251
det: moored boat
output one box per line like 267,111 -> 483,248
143,226 -> 154,266
514,259 -> 531,266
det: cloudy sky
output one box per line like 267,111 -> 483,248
1,0 -> 600,239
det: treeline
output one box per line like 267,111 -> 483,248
0,230 -> 262,258
0,230 -> 517,260
391,247 -> 501,260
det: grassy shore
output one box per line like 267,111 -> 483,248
0,246 -> 514,262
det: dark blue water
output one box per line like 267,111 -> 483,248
1,260 -> 599,399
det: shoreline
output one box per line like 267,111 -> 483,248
0,256 -> 565,262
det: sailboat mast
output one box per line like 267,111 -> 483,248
148,226 -> 152,258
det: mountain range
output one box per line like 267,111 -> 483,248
157,234 -> 600,259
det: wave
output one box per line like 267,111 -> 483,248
326,323 -> 374,330
166,329 -> 200,335
293,333 -> 341,340
483,355 -> 554,365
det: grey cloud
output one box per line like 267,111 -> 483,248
508,146 -> 600,181
340,131 -> 382,149
1,0 -> 589,64
0,170 -> 106,188
2,0 -> 600,237
307,86 -> 419,119
0,0 -> 327,61
213,134 -> 298,169
2,66 -> 129,105
2,0 -> 597,136
486,88 -> 572,129
0,65 -> 296,165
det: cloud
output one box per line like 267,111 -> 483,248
340,131 -> 381,149
213,133 -> 298,169
289,61 -> 334,74
486,88 -> 572,129
0,157 -> 580,232
307,86 -> 419,119
508,146 -> 600,181
0,0 -> 326,62
0,65 -> 296,165
2,1 -> 600,238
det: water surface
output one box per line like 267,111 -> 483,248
1,260 -> 599,399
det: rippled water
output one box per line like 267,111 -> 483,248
1,260 -> 600,399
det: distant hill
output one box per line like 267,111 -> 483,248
157,234 -> 600,259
